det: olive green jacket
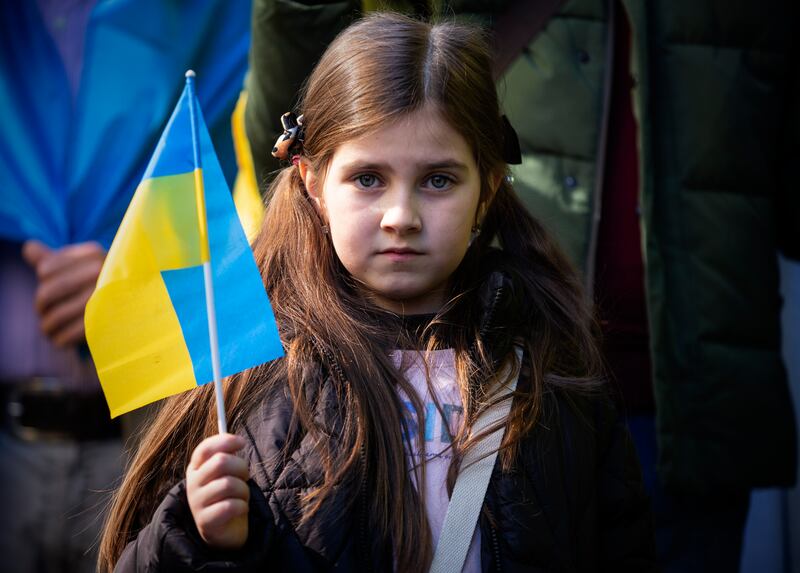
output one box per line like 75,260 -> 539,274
244,0 -> 797,493
502,0 -> 797,493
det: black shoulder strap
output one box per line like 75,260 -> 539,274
492,0 -> 567,80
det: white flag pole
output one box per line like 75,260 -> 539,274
185,69 -> 227,434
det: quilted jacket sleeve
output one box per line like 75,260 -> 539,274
114,480 -> 274,573
594,395 -> 658,572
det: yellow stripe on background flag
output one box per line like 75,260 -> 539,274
231,90 -> 264,242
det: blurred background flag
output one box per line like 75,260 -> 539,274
85,76 -> 283,418
0,0 -> 251,249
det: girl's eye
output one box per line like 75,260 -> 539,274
356,173 -> 379,188
427,174 -> 454,190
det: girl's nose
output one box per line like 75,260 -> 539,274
380,189 -> 422,235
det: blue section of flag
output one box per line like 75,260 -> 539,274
143,89 -> 196,180
160,91 -> 283,385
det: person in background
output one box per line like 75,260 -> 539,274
0,1 -> 251,571
241,0 -> 798,570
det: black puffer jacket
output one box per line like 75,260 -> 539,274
116,272 -> 656,572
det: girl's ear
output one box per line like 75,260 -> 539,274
298,160 -> 326,218
477,170 -> 504,225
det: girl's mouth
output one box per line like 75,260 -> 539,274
378,247 -> 423,261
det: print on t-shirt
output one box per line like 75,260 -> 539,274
392,349 -> 481,573
402,400 -> 463,454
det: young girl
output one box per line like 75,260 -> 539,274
100,13 -> 655,572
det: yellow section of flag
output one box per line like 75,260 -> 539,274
86,171 -> 204,417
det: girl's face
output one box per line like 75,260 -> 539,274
302,105 -> 489,314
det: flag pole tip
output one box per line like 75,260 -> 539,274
185,69 -> 196,78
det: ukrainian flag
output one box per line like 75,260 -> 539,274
85,75 -> 283,418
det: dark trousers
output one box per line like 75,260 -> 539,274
655,489 -> 750,573
0,431 -> 123,573
627,415 -> 751,573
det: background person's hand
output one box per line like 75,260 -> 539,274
186,433 -> 250,550
22,240 -> 106,347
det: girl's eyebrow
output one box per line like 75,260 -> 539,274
340,159 -> 469,173
423,160 -> 469,171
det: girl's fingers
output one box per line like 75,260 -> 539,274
196,498 -> 250,531
192,475 -> 250,509
186,434 -> 250,547
189,433 -> 247,470
188,452 -> 249,490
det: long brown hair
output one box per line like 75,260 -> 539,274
99,13 -> 603,572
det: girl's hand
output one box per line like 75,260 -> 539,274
186,433 -> 250,550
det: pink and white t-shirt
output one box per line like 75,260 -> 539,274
392,349 -> 481,573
